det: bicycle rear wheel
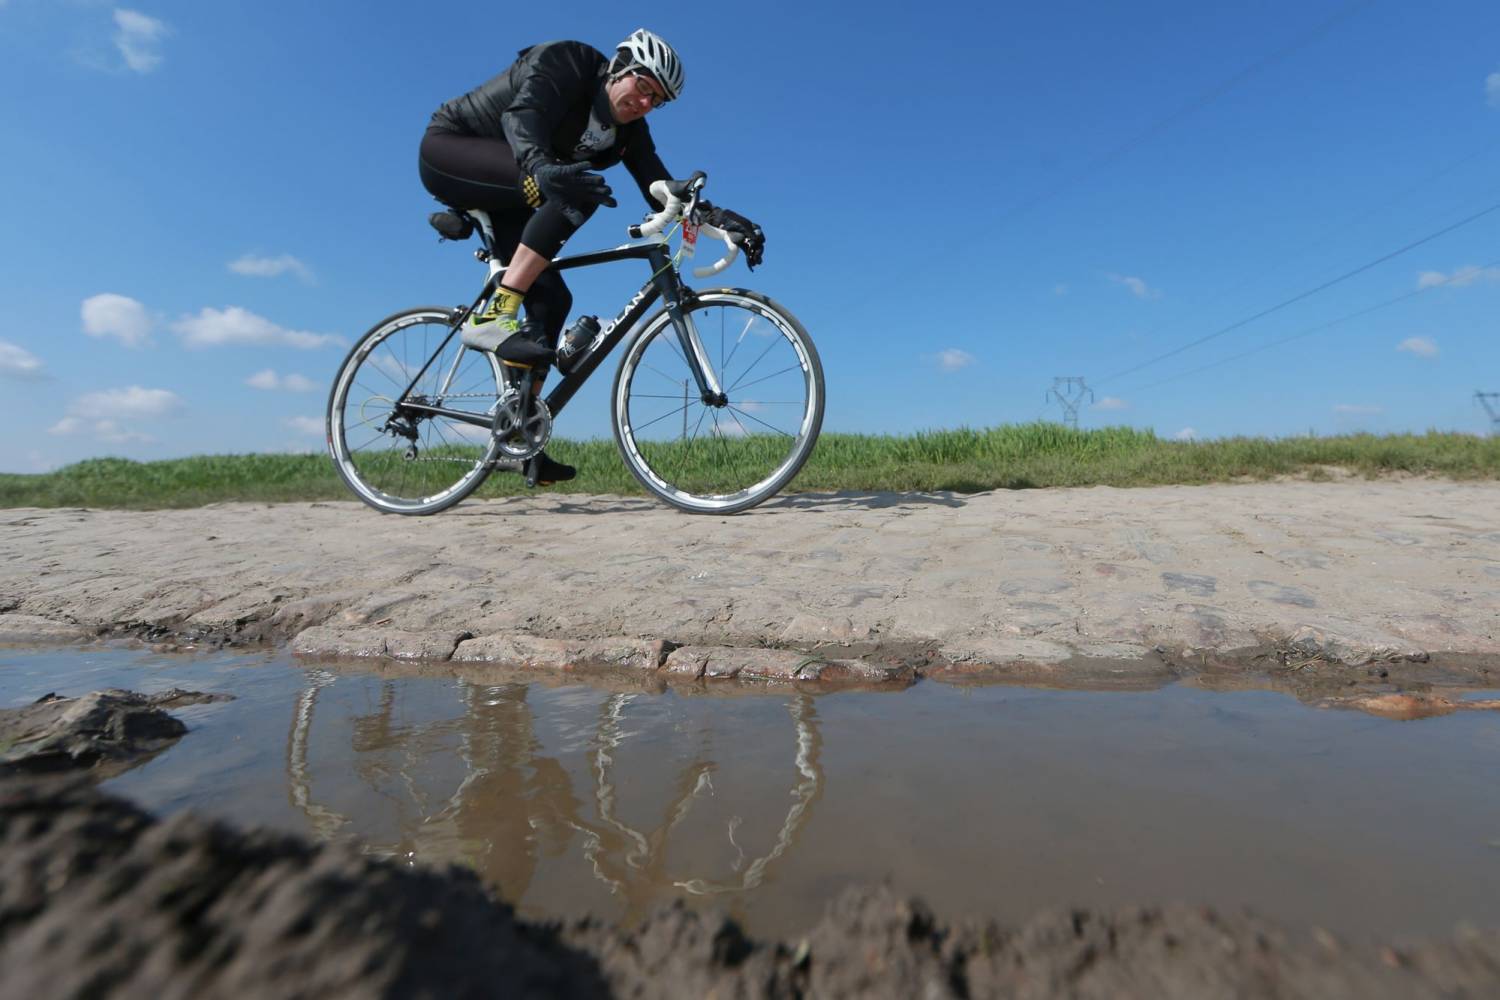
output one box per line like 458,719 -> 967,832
327,306 -> 507,515
611,289 -> 824,514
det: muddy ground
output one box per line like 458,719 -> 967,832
2,482 -> 1498,687
4,775 -> 1499,999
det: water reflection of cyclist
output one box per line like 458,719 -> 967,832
418,29 -> 765,484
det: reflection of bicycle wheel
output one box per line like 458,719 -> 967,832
579,693 -> 823,898
327,307 -> 506,515
612,290 -> 825,514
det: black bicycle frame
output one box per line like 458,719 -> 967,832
394,239 -> 711,432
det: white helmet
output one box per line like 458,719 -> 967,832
616,28 -> 684,102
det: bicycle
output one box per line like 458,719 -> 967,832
325,172 -> 824,516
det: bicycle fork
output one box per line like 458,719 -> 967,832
654,272 -> 726,406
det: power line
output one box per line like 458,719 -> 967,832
1096,197 -> 1500,386
996,0 -> 1375,228
1098,136 -> 1500,364
1117,259 -> 1500,394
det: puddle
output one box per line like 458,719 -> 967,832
2,646 -> 1498,941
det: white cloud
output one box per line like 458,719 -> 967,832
1174,427 -> 1198,441
932,348 -> 975,372
0,340 -> 45,380
1416,265 -> 1500,289
113,9 -> 169,73
1487,71 -> 1500,109
81,293 -> 152,347
48,416 -> 155,445
285,416 -> 324,435
247,369 -> 318,391
1093,396 -> 1129,411
171,307 -> 342,350
1334,404 -> 1383,415
229,254 -> 315,283
1397,336 -> 1439,359
69,385 -> 182,419
1107,273 -> 1161,300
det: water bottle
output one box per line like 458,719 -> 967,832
556,315 -> 600,374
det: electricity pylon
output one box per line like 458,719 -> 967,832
1478,391 -> 1500,434
1047,377 -> 1094,430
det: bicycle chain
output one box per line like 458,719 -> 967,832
392,391 -> 522,468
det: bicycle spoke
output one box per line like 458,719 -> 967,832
730,363 -> 803,396
720,312 -> 757,373
331,309 -> 502,514
631,400 -> 695,434
725,337 -> 781,394
728,405 -> 794,438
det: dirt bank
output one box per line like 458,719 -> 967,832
3,776 -> 1497,999
3,482 -> 1498,682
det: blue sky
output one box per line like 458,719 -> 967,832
2,0 -> 1498,472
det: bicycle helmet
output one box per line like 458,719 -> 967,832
615,28 -> 684,102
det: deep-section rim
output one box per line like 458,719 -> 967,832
611,289 -> 824,514
327,306 -> 504,515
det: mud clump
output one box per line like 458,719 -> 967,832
0,689 -> 230,778
3,779 -> 1499,998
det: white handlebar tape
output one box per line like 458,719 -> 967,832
693,224 -> 741,278
635,181 -> 683,237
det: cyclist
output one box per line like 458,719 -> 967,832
418,29 -> 765,484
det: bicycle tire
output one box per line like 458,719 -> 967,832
611,288 -> 824,514
327,306 -> 506,515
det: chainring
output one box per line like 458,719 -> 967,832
491,392 -> 553,461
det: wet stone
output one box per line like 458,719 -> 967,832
1248,581 -> 1317,608
0,689 -> 215,776
1286,625 -> 1426,666
1162,572 -> 1218,597
662,646 -> 907,685
998,577 -> 1072,596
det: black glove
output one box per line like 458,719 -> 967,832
530,161 -> 617,210
703,205 -> 765,270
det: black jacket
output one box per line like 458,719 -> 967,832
429,41 -> 672,207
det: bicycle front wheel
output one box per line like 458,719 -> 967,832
327,306 -> 507,515
612,289 -> 824,514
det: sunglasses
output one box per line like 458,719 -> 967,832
630,72 -> 667,110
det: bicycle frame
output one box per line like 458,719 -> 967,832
392,236 -> 722,434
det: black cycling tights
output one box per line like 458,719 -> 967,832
418,127 -> 591,337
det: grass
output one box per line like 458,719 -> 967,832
2,424 -> 1495,510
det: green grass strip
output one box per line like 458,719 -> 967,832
2,424 -> 1496,510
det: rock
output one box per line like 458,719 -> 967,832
452,634 -> 667,671
778,614 -> 873,644
291,625 -> 470,662
1162,572 -> 1218,597
1287,625 -> 1428,666
662,646 -> 910,685
0,689 -> 217,776
0,614 -> 92,644
1321,693 -> 1500,721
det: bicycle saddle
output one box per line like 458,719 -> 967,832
428,210 -> 474,241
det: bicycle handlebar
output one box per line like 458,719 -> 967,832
628,173 -> 742,279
